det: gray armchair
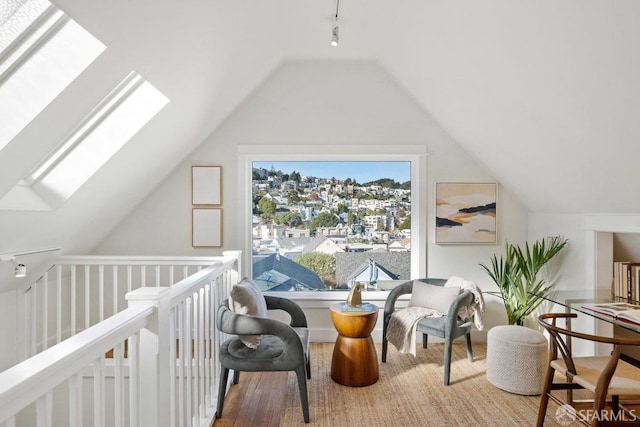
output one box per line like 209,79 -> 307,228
381,278 -> 474,385
215,295 -> 311,423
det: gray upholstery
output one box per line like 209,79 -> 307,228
381,278 -> 474,385
216,295 -> 311,423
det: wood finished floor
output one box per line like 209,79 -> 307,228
212,370 -> 288,427
212,342 -> 640,427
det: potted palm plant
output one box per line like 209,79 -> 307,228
480,235 -> 568,326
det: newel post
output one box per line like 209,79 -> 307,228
126,287 -> 172,427
222,250 -> 243,279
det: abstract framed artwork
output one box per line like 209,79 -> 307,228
435,182 -> 497,244
192,208 -> 222,247
192,166 -> 222,205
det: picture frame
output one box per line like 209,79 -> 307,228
192,166 -> 222,205
435,182 -> 497,244
192,208 -> 222,247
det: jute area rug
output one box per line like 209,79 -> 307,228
280,342 -> 569,426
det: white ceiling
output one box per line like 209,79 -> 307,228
1,0 -> 639,267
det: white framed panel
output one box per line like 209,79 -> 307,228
192,166 -> 222,205
192,208 -> 222,247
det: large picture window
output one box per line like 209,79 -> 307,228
238,146 -> 428,293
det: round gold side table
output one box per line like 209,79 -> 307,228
329,302 -> 379,387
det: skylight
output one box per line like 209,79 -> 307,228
27,72 -> 169,205
0,0 -> 105,152
0,1 -> 170,210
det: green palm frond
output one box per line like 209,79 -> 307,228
480,236 -> 568,326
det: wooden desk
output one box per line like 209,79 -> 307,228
329,302 -> 379,387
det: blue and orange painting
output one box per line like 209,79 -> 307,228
435,182 -> 497,244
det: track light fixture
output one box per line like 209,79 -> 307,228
0,247 -> 60,278
14,261 -> 26,278
331,24 -> 339,47
0,256 -> 26,277
331,0 -> 340,47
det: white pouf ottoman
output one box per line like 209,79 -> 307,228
486,325 -> 548,395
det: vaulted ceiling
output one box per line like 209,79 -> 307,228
1,0 -> 640,264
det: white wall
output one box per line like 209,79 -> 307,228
528,213 -> 587,291
0,290 -> 17,371
94,60 -> 530,338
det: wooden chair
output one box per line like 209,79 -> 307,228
537,312 -> 640,426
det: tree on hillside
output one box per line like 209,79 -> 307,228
295,252 -> 336,287
287,190 -> 301,204
347,211 -> 357,226
258,197 -> 277,222
290,171 -> 301,183
310,212 -> 339,234
277,212 -> 302,227
400,215 -> 411,230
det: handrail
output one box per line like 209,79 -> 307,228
5,251 -> 241,427
17,252 -> 241,360
0,304 -> 154,423
52,255 -> 227,265
168,259 -> 234,308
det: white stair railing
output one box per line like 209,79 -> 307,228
18,254 -> 239,361
0,304 -> 153,427
128,260 -> 237,427
2,250 -> 241,427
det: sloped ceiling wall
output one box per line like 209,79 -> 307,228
0,1 -> 638,290
379,1 -> 640,213
0,1 -> 284,258
95,60 -> 528,285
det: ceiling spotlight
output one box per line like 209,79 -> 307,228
14,262 -> 26,278
1,256 -> 26,277
330,0 -> 340,47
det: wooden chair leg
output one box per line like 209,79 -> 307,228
216,367 -> 230,418
233,369 -> 240,384
295,366 -> 310,423
611,395 -> 619,413
465,333 -> 473,362
536,366 -> 555,427
443,337 -> 452,386
423,333 -> 428,349
382,323 -> 388,363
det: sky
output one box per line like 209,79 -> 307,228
253,161 -> 411,183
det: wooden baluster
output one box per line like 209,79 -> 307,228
56,265 -> 62,343
70,266 -> 76,336
42,272 -> 48,351
69,372 -> 82,427
84,265 -> 90,330
113,265 -> 118,316
98,265 -> 104,322
129,333 -> 139,427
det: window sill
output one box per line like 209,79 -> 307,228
264,290 -> 409,309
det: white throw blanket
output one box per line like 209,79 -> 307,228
386,306 -> 442,356
387,277 -> 486,357
444,276 -> 485,331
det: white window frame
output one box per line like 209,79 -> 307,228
238,144 -> 428,301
